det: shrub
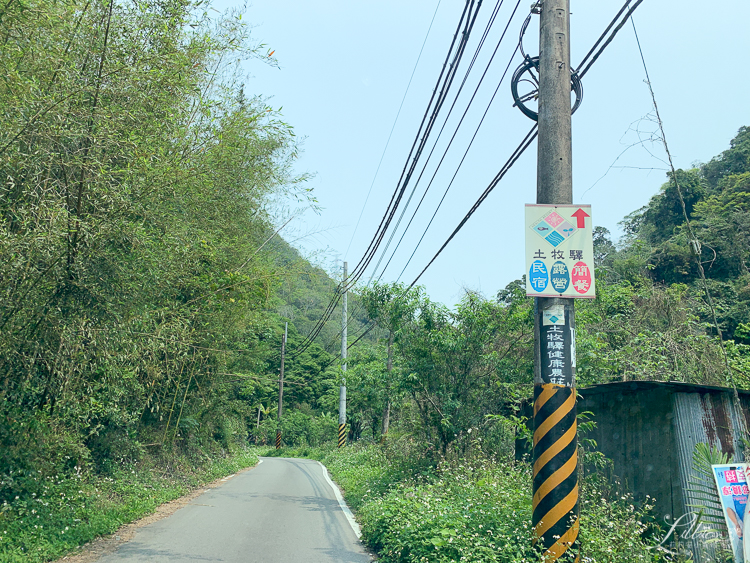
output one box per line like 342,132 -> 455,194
0,448 -> 262,562
358,461 -> 539,562
314,444 -> 665,563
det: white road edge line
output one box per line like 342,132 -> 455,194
257,459 -> 264,465
318,461 -> 362,538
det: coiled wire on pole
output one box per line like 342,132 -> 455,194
511,56 -> 583,121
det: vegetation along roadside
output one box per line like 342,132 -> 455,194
2,0 -> 750,559
1,447 -> 263,562
267,441 -> 668,563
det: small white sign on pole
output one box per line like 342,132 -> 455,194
524,204 -> 595,298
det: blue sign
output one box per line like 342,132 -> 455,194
545,231 -> 565,247
533,221 -> 554,237
529,260 -> 548,292
549,261 -> 570,293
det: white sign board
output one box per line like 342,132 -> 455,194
525,204 -> 595,298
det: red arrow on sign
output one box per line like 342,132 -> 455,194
571,208 -> 590,228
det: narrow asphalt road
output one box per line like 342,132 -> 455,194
97,457 -> 372,562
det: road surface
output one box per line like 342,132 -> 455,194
96,457 -> 372,562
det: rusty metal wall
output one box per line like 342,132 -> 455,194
517,382 -> 750,560
673,390 -> 748,562
577,383 -> 684,522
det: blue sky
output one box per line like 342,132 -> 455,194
217,0 -> 750,306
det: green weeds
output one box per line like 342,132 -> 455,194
358,461 -> 540,562
284,442 -> 668,563
0,448 -> 261,562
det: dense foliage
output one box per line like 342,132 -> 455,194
0,0 -> 342,536
2,0 -> 749,559
584,126 -> 750,384
273,442 -> 666,563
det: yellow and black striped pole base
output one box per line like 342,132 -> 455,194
338,423 -> 346,448
275,430 -> 281,450
532,384 -> 579,562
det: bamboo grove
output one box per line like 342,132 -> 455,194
0,0 -> 313,479
3,0 -> 750,531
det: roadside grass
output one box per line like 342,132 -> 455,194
0,447 -> 262,563
271,441 -> 668,563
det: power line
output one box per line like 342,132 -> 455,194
346,0 -> 480,286
577,0 -> 644,79
576,1 -> 633,73
369,0 -> 512,281
373,0 -> 521,279
347,1 -> 477,284
396,44 -> 522,282
284,1 -> 482,360
319,321 -> 379,373
408,124 -> 538,288
344,0 -> 444,260
386,8 -> 525,281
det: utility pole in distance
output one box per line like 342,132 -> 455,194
532,0 -> 579,560
338,262 -> 347,448
276,322 -> 287,450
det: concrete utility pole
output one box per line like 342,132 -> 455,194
531,1 -> 579,561
338,262 -> 348,448
276,322 -> 287,450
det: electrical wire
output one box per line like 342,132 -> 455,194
368,0 -> 510,281
408,124 -> 538,288
344,0 -> 444,260
372,0 -> 524,282
518,12 -> 532,59
319,321 -> 379,373
577,0 -> 644,79
346,0 -> 480,286
396,44 -> 522,282
576,1 -> 633,73
282,1 -> 482,360
385,9 -> 525,281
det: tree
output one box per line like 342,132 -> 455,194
0,0 -> 314,482
359,282 -> 422,441
396,287 -> 533,455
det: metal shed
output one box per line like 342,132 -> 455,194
519,381 -> 750,561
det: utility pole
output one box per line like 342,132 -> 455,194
338,262 -> 348,448
276,322 -> 287,450
531,0 -> 579,561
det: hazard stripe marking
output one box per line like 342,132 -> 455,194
534,384 -> 561,416
534,482 -> 578,539
533,421 -> 576,477
533,390 -> 575,444
533,449 -> 577,509
543,515 -> 580,561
